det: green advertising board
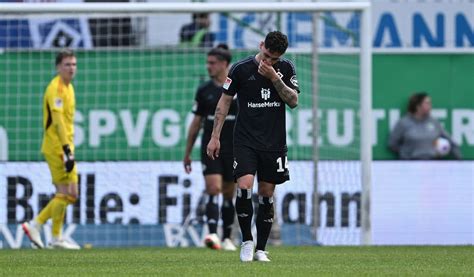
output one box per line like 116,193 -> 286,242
373,54 -> 473,159
0,51 -> 472,161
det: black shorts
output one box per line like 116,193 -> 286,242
233,145 -> 290,185
201,152 -> 234,182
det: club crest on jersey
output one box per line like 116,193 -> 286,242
54,97 -> 63,108
261,88 -> 271,100
290,75 -> 299,87
223,77 -> 232,90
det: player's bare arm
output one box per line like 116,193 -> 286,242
272,77 -> 298,109
258,60 -> 298,108
183,115 -> 203,173
207,93 -> 233,159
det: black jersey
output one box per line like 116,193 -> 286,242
193,80 -> 238,155
223,55 -> 299,151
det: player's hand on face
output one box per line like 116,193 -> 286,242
183,156 -> 192,174
207,137 -> 220,160
258,60 -> 278,81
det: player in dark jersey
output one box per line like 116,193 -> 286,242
207,31 -> 299,262
183,44 -> 238,251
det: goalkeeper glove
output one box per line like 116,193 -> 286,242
62,144 -> 75,173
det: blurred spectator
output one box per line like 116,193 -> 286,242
388,92 -> 462,160
86,0 -> 136,47
180,13 -> 215,48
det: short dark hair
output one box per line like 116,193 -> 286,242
192,13 -> 209,21
55,49 -> 75,66
215,43 -> 229,51
264,31 -> 288,55
407,92 -> 429,114
207,43 -> 232,64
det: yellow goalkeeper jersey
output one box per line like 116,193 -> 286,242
41,75 -> 75,155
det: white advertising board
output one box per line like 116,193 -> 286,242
1,161 -> 472,245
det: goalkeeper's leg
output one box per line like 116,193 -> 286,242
44,153 -> 80,249
23,154 -> 78,249
48,182 -> 80,250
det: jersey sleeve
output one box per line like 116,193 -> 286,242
223,63 -> 240,96
192,87 -> 206,116
45,82 -> 68,146
46,85 -> 65,113
283,60 -> 300,93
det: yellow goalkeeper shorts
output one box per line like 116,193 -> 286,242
44,153 -> 78,185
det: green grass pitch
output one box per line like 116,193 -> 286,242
1,246 -> 472,276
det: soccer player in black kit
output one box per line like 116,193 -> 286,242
207,31 -> 299,262
183,44 -> 238,251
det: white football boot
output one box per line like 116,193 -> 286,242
240,240 -> 254,262
22,222 -> 44,249
254,250 -> 271,262
49,239 -> 81,250
221,238 -> 237,251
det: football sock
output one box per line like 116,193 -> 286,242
36,196 -> 55,225
51,193 -> 69,238
206,195 -> 219,234
221,198 -> 235,239
256,196 -> 274,251
235,188 -> 253,242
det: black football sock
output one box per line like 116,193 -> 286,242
256,196 -> 274,251
206,195 -> 219,234
235,188 -> 253,242
221,198 -> 235,240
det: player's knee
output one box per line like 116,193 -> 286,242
222,181 -> 236,195
237,175 -> 254,190
258,190 -> 274,198
237,183 -> 253,191
222,185 -> 235,199
66,188 -> 78,203
222,190 -> 234,200
258,183 -> 275,197
206,186 -> 221,196
55,185 -> 69,195
69,189 -> 78,199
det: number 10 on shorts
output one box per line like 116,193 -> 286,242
276,156 -> 288,172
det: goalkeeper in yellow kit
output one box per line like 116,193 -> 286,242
22,49 -> 80,249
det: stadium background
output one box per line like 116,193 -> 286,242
0,0 -> 472,248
